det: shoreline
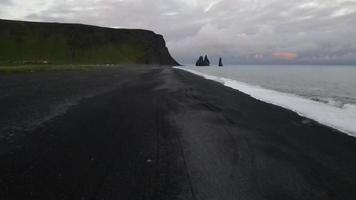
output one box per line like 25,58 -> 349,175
0,66 -> 355,199
175,66 -> 356,137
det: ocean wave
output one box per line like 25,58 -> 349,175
310,96 -> 345,108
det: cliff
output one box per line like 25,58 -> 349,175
0,19 -> 179,65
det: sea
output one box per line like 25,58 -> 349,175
175,65 -> 356,137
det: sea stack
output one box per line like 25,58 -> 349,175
204,55 -> 210,66
196,56 -> 204,66
195,55 -> 210,66
219,57 -> 223,67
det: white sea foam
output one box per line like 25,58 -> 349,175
175,66 -> 356,137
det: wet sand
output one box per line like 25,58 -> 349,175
0,66 -> 355,200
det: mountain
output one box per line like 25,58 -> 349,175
0,19 -> 179,65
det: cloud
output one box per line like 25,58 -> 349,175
0,0 -> 356,65
0,0 -> 12,5
273,52 -> 298,60
204,0 -> 222,12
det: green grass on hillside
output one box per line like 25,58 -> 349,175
0,64 -> 121,74
0,19 -> 178,65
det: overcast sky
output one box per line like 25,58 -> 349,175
1,0 -> 356,65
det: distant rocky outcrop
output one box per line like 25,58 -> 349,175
204,55 -> 210,66
219,57 -> 223,67
196,56 -> 204,66
0,19 -> 179,65
196,55 -> 210,66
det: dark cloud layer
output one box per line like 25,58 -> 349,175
0,0 -> 12,5
1,0 -> 356,65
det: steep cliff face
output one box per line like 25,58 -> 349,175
0,19 -> 179,65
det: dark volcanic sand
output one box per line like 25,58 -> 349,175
0,66 -> 355,200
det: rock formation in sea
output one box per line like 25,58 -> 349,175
196,56 -> 204,66
196,55 -> 210,66
219,57 -> 223,67
204,55 -> 210,66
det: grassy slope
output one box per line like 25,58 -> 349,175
0,19 -> 178,65
0,65 -> 124,74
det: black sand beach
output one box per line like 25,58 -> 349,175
0,66 -> 356,200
